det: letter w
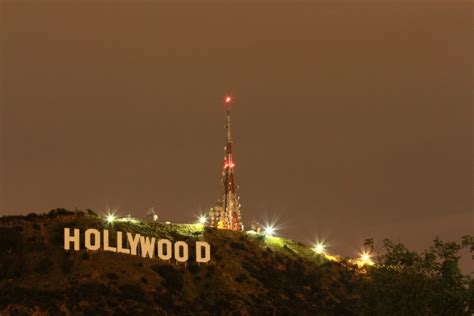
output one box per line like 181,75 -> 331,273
140,236 -> 156,258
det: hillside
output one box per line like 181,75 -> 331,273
0,209 -> 472,315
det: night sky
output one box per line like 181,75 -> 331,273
0,1 -> 472,269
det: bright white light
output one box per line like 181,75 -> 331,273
198,215 -> 207,225
106,214 -> 116,224
360,252 -> 374,265
225,96 -> 232,103
314,242 -> 325,254
264,226 -> 275,236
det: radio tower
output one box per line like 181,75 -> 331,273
209,96 -> 243,231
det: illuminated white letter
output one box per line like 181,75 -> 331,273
195,241 -> 211,263
157,239 -> 172,261
64,228 -> 80,251
140,236 -> 156,258
174,241 -> 189,263
85,229 -> 100,251
103,230 -> 116,252
127,233 -> 140,256
117,231 -> 130,254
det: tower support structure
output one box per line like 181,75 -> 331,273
209,96 -> 243,231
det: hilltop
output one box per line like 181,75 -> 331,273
0,209 -> 472,315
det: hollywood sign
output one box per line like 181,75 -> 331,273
64,228 -> 211,263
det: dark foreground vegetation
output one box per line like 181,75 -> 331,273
0,209 -> 472,315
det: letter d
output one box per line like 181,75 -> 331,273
196,241 -> 211,263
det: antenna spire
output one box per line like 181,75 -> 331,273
208,95 -> 243,231
225,96 -> 232,143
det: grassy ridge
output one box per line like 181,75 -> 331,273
0,209 -> 471,315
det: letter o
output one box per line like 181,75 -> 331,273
85,229 -> 101,251
157,239 -> 172,260
174,241 -> 189,263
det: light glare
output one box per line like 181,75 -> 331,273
360,252 -> 374,265
264,226 -> 275,236
314,242 -> 325,254
106,214 -> 116,224
198,215 -> 207,225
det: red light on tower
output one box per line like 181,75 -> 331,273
225,96 -> 232,104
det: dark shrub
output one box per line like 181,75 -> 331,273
47,208 -> 73,218
188,263 -> 199,274
106,272 -> 119,280
26,213 -> 39,220
151,265 -> 185,291
12,226 -> 23,232
81,251 -> 90,260
119,284 -> 147,302
61,258 -> 73,274
236,273 -> 248,283
84,305 -> 108,316
35,257 -> 53,274
75,283 -> 109,300
230,241 -> 246,250
86,209 -> 98,216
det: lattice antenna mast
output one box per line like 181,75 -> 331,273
209,96 -> 243,231
223,97 -> 236,220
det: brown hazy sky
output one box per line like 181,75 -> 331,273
0,1 -> 472,268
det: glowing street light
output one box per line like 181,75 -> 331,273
198,215 -> 207,225
360,252 -> 374,266
313,242 -> 325,254
106,213 -> 116,224
263,225 -> 275,236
